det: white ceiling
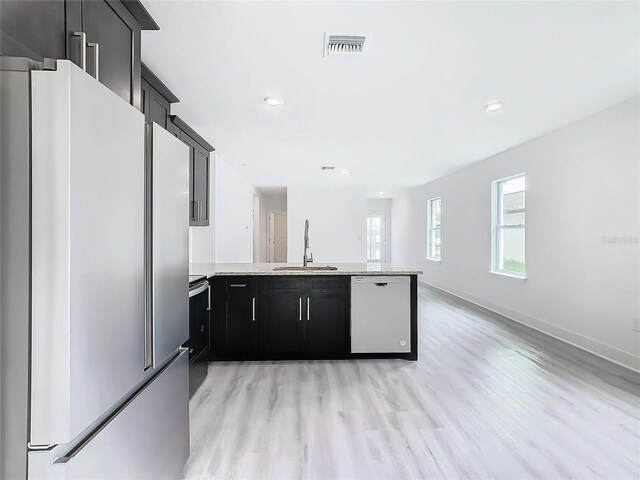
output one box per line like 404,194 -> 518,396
141,1 -> 639,197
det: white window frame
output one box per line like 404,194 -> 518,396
426,197 -> 441,261
491,173 -> 526,278
366,213 -> 387,263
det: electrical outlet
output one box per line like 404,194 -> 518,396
633,318 -> 640,332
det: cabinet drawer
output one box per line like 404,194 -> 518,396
305,276 -> 349,292
222,277 -> 254,291
262,276 -> 305,292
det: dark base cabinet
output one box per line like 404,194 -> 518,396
210,275 -> 353,361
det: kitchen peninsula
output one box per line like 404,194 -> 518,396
190,263 -> 422,362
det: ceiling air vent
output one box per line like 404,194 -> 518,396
324,33 -> 367,57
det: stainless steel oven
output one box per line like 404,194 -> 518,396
186,278 -> 210,397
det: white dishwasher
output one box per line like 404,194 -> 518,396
351,275 -> 411,353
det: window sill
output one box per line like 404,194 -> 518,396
426,258 -> 441,263
490,270 -> 527,280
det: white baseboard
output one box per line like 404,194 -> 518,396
419,279 -> 640,374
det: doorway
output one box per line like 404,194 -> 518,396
366,214 -> 387,263
268,212 -> 287,263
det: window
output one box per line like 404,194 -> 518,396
367,214 -> 386,262
492,174 -> 526,277
427,197 -> 441,260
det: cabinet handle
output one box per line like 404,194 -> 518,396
299,298 -> 302,321
375,283 -> 389,287
72,32 -> 87,71
307,297 -> 310,320
252,297 -> 256,322
87,41 -> 100,81
207,284 -> 211,311
196,201 -> 201,221
229,284 -> 246,288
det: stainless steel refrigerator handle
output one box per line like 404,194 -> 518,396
299,298 -> 302,321
307,297 -> 310,320
189,282 -> 209,298
207,284 -> 211,311
72,32 -> 87,71
252,297 -> 256,321
87,42 -> 100,81
196,201 -> 201,221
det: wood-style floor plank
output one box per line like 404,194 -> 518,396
184,284 -> 640,480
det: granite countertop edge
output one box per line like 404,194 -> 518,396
190,263 -> 423,277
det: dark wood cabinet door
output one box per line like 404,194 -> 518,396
167,119 -> 181,138
149,90 -> 169,129
301,293 -> 349,355
192,146 -> 210,225
82,0 -> 136,105
260,294 -> 302,355
0,1 -> 67,62
140,78 -> 151,123
223,283 -> 258,356
180,132 -> 210,226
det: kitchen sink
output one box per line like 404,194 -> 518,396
272,266 -> 339,271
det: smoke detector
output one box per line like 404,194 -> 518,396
324,33 -> 368,57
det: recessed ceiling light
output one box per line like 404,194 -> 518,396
379,191 -> 385,195
485,101 -> 505,112
340,170 -> 349,176
264,96 -> 282,106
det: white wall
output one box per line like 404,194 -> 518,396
189,154 -> 216,263
214,157 -> 256,263
393,97 -> 640,371
367,198 -> 393,262
287,187 -> 367,263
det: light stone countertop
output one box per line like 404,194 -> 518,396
189,263 -> 422,277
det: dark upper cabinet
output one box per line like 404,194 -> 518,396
171,116 -> 215,227
140,63 -> 179,128
210,278 -> 258,359
0,0 -> 158,110
0,1 -> 67,61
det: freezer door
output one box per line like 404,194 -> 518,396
28,350 -> 189,480
30,61 -> 146,446
148,123 -> 190,368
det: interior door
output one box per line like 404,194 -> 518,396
149,123 -> 190,368
30,61 -> 145,445
270,212 -> 288,263
366,214 -> 387,263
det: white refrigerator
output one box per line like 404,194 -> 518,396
0,58 -> 190,480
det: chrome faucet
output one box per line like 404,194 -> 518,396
303,219 -> 313,267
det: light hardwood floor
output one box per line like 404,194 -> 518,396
184,284 -> 640,480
